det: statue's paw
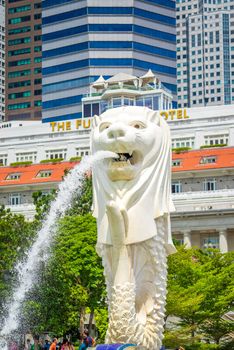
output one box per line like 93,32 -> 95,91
106,201 -> 126,245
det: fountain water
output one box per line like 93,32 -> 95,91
0,151 -> 117,350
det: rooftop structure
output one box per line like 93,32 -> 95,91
82,71 -> 174,118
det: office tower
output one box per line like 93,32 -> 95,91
5,0 -> 42,121
176,0 -> 234,108
0,1 -> 4,122
42,0 -> 176,123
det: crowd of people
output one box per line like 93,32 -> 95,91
10,334 -> 185,350
20,330 -> 96,350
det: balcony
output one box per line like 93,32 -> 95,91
172,189 -> 234,212
5,203 -> 35,221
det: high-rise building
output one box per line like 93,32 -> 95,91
5,0 -> 42,121
42,0 -> 176,123
176,0 -> 234,108
0,1 -> 5,122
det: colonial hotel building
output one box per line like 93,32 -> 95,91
0,73 -> 233,252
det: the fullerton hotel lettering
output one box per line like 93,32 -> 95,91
50,109 -> 190,132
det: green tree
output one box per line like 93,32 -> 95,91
0,206 -> 34,318
23,214 -> 106,338
165,247 -> 234,348
68,176 -> 93,216
32,190 -> 56,222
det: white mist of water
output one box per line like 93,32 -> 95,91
0,151 -> 117,349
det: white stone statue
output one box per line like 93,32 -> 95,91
91,106 -> 176,350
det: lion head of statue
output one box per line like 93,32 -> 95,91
91,106 -> 164,182
91,106 -> 175,250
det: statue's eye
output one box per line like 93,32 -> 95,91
130,121 -> 146,129
99,122 -> 111,132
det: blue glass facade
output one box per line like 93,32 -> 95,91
42,0 -> 176,123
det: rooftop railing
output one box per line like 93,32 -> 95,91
83,83 -> 169,98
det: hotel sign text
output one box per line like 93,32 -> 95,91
50,109 -> 190,132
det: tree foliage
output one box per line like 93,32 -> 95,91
22,214 -> 106,338
165,247 -> 234,348
2,175 -> 233,348
0,206 -> 34,320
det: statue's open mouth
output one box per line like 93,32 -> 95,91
107,151 -> 142,181
111,151 -> 142,167
113,152 -> 134,165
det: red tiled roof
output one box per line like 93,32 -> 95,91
0,161 -> 79,187
0,147 -> 233,187
172,147 -> 234,172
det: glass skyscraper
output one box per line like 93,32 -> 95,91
42,0 -> 176,123
176,0 -> 234,108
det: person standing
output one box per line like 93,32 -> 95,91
30,337 -> 42,350
49,339 -> 57,350
78,337 -> 87,350
43,340 -> 50,350
25,339 -> 31,350
61,339 -> 69,350
67,341 -> 74,350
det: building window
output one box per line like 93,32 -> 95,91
45,149 -> 67,160
34,3 -> 41,9
124,98 -> 134,106
203,178 -> 216,191
34,46 -> 42,53
34,13 -> 41,20
34,89 -> 42,96
202,236 -> 219,249
209,31 -> 213,44
34,100 -> 42,107
8,37 -> 31,46
36,170 -> 52,178
8,26 -> 30,35
8,69 -> 31,78
8,59 -> 31,67
172,159 -> 181,167
191,34 -> 196,47
34,57 -> 42,63
172,181 -> 182,193
200,156 -> 216,164
34,67 -> 41,74
8,15 -> 31,25
34,35 -> 41,41
76,148 -> 90,157
0,154 -> 7,166
172,138 -> 195,149
16,152 -> 37,162
34,24 -> 41,31
9,193 -> 21,206
8,91 -> 31,99
9,80 -> 31,89
6,173 -> 21,180
83,103 -> 100,118
8,5 -> 31,14
204,134 -> 228,146
8,102 -> 31,110
8,47 -> 31,57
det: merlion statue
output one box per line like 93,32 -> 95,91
91,106 -> 176,350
